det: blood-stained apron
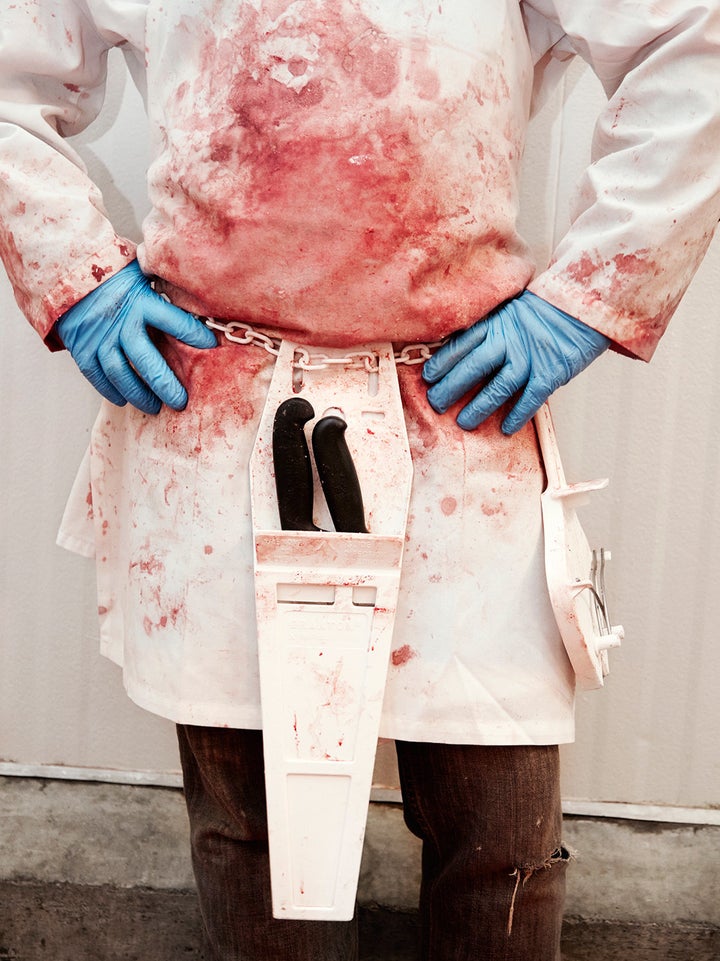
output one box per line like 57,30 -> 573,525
58,332 -> 574,746
55,0 -> 574,747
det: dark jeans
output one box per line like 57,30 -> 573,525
177,725 -> 568,961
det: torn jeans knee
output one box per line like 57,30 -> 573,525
507,846 -> 574,936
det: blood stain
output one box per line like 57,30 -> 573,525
391,644 -> 417,667
440,496 -> 457,515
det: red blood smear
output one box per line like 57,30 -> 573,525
391,644 -> 417,667
143,4 -> 534,346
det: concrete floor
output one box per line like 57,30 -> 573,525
1,777 -> 718,960
1,882 -> 719,961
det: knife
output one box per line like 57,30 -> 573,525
312,412 -> 368,534
272,397 -> 319,531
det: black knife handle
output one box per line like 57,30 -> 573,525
272,398 -> 318,531
311,415 -> 368,534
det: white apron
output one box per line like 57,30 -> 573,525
58,333 -> 573,745
54,0 -> 573,745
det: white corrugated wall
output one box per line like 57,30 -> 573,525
1,54 -> 718,818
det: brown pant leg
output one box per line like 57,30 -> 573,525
177,724 -> 359,961
396,740 -> 568,961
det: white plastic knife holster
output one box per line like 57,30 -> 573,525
249,340 -> 413,921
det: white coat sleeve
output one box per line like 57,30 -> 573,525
0,0 -> 141,344
522,0 -> 720,360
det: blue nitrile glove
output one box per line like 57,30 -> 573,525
55,259 -> 217,415
423,290 -> 609,435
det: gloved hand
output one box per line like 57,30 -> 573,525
55,259 -> 217,415
423,290 -> 609,435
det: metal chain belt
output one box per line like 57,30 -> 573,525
204,318 -> 442,372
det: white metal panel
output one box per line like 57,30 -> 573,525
1,55 -> 718,814
0,53 -> 181,777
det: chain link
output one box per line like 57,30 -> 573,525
394,343 -> 440,365
204,319 -> 281,355
203,317 -> 442,370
